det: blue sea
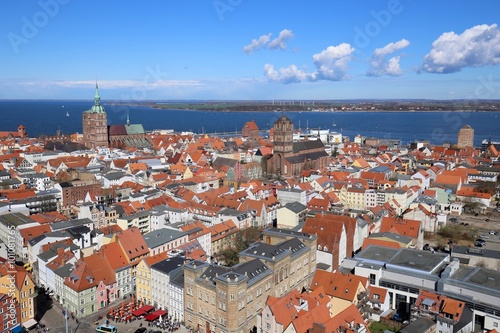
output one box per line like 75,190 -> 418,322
0,100 -> 499,147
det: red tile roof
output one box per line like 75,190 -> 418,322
30,211 -> 69,224
380,217 -> 420,239
19,224 -> 51,246
310,270 -> 368,302
64,260 -> 97,292
113,227 -> 149,264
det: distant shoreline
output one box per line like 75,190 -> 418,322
106,102 -> 500,113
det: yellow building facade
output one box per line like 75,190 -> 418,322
0,264 -> 36,326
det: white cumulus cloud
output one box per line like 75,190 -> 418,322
263,43 -> 355,83
311,43 -> 355,81
422,24 -> 500,73
243,33 -> 272,54
367,39 -> 410,77
263,64 -> 308,84
268,29 -> 295,50
243,29 -> 294,54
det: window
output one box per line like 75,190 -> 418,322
395,294 -> 407,309
369,274 -> 376,285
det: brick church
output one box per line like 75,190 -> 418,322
267,114 -> 330,178
82,83 -> 150,150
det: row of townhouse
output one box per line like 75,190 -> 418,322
37,227 -> 149,317
336,182 -> 417,215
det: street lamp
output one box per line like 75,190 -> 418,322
62,308 -> 68,333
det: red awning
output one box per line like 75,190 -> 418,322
141,305 -> 155,313
144,313 -> 159,321
132,305 -> 155,317
151,309 -> 167,316
132,309 -> 146,317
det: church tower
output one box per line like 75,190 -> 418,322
271,113 -> 294,177
82,83 -> 109,149
273,113 -> 294,154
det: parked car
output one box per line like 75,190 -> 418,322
134,328 -> 147,333
476,239 -> 486,246
490,230 -> 496,235
423,244 -> 431,251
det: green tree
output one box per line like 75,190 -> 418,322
216,248 -> 240,267
331,146 -> 339,157
215,227 -> 262,267
234,227 -> 262,252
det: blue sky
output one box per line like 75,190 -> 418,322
1,0 -> 500,100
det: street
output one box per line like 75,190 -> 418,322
37,296 -> 189,333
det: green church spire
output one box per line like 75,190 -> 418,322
94,81 -> 101,105
89,81 -> 105,113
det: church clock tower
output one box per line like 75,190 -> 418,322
82,83 -> 109,149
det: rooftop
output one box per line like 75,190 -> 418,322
151,256 -> 184,275
143,228 -> 187,249
356,245 -> 449,274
